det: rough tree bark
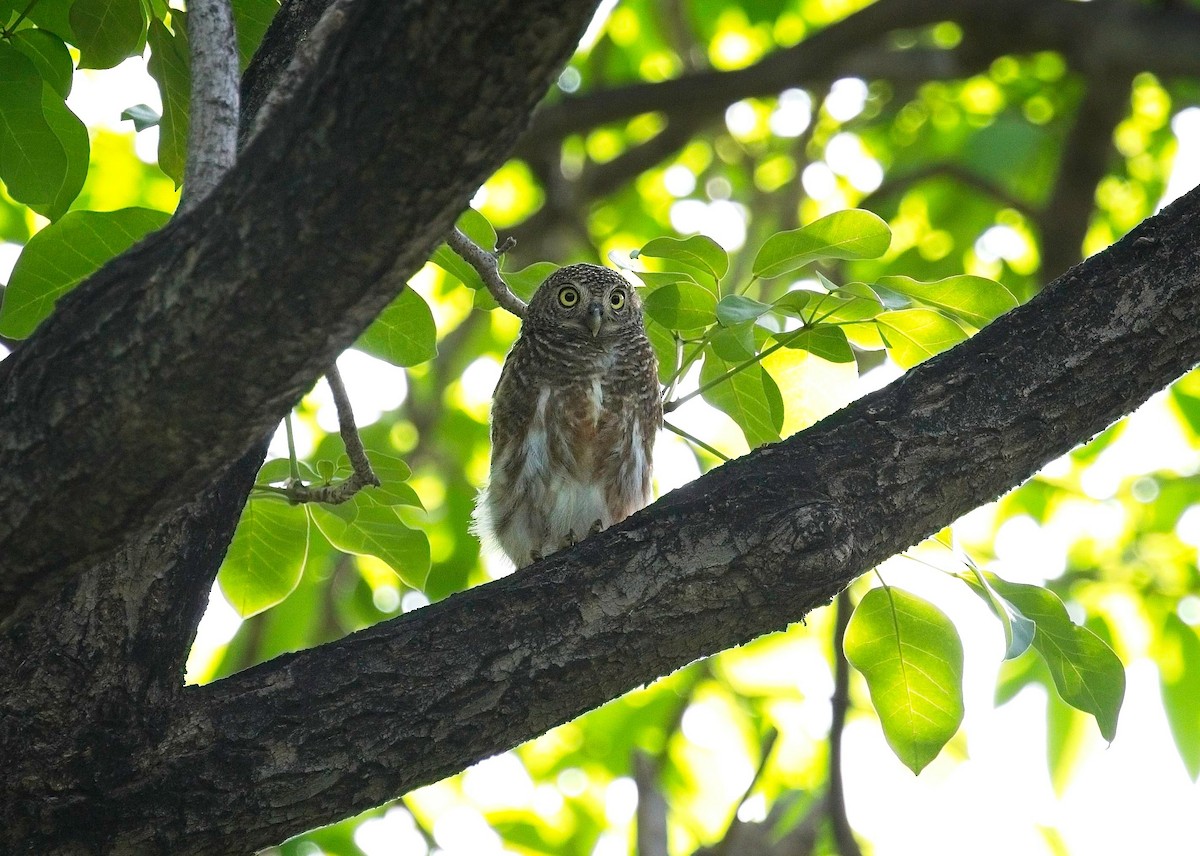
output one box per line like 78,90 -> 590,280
1,0 -> 1198,853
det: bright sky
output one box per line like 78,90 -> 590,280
1,38 -> 1198,856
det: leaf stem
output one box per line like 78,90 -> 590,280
664,420 -> 730,462
284,413 -> 300,483
664,327 -> 803,413
3,0 -> 41,36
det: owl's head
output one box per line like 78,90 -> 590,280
525,264 -> 644,341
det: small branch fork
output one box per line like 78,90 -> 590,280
267,363 -> 381,505
446,228 -> 527,318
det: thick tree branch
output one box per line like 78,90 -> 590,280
0,0 -> 602,624
37,182 -> 1200,853
180,0 -> 240,213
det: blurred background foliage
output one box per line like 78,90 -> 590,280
2,0 -> 1200,854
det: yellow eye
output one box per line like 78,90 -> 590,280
558,286 -> 580,308
609,290 -> 626,310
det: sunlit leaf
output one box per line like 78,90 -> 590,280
844,586 -> 965,774
709,321 -> 756,360
0,207 -> 169,338
644,317 -> 679,385
961,569 -> 1036,659
310,495 -> 430,589
643,281 -> 717,331
1160,613 -> 1200,779
218,497 -> 310,618
632,269 -> 700,294
987,576 -> 1125,742
356,286 -> 438,367
716,294 -> 771,326
0,44 -> 88,220
637,234 -> 729,280
700,345 -> 783,447
876,308 -> 968,368
10,28 -> 73,98
875,275 -> 1018,328
365,452 -> 424,508
753,209 -> 891,278
147,15 -> 190,186
774,325 -> 853,362
71,0 -> 147,69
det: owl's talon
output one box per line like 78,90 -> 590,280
589,519 -> 603,535
529,549 -> 543,564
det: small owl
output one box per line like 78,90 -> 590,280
475,263 -> 661,568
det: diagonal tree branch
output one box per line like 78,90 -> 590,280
39,180 -> 1200,854
0,0 -> 603,625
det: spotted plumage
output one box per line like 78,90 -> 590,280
474,263 -> 661,568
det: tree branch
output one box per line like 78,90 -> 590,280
272,362 -> 381,504
522,0 -> 1200,147
181,0 -> 240,213
446,228 -> 528,317
0,0 -> 602,624
827,591 -> 862,856
44,182 -> 1200,854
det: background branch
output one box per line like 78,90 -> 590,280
181,0 -> 240,213
447,228 -> 528,317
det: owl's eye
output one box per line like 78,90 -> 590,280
609,290 -> 627,310
558,286 -> 580,308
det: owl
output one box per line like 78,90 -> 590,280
474,263 -> 662,568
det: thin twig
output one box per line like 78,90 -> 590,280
828,590 -> 863,856
270,363 -> 380,505
664,421 -> 730,462
180,0 -> 240,214
446,228 -> 527,318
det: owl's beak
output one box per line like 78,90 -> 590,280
586,303 -> 604,337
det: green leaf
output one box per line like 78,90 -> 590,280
876,308 -> 968,369
121,103 -> 161,131
146,15 -> 190,186
310,496 -> 430,589
844,586 -> 965,774
255,458 -> 295,485
644,318 -> 679,385
643,281 -> 717,331
637,234 -> 729,280
356,287 -> 438,367
218,497 -> 310,618
632,269 -> 700,294
0,207 -> 169,338
365,452 -> 423,508
961,569 -> 1036,659
231,0 -> 279,71
775,325 -> 854,362
988,576 -> 1126,742
432,207 -> 498,292
1160,613 -> 1200,780
21,0 -> 77,43
70,0 -> 148,69
709,321 -> 756,361
771,289 -> 813,318
753,209 -> 891,278
875,275 -> 1018,328
716,294 -> 771,326
700,345 -> 783,447
11,28 -> 73,98
0,44 -> 89,221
